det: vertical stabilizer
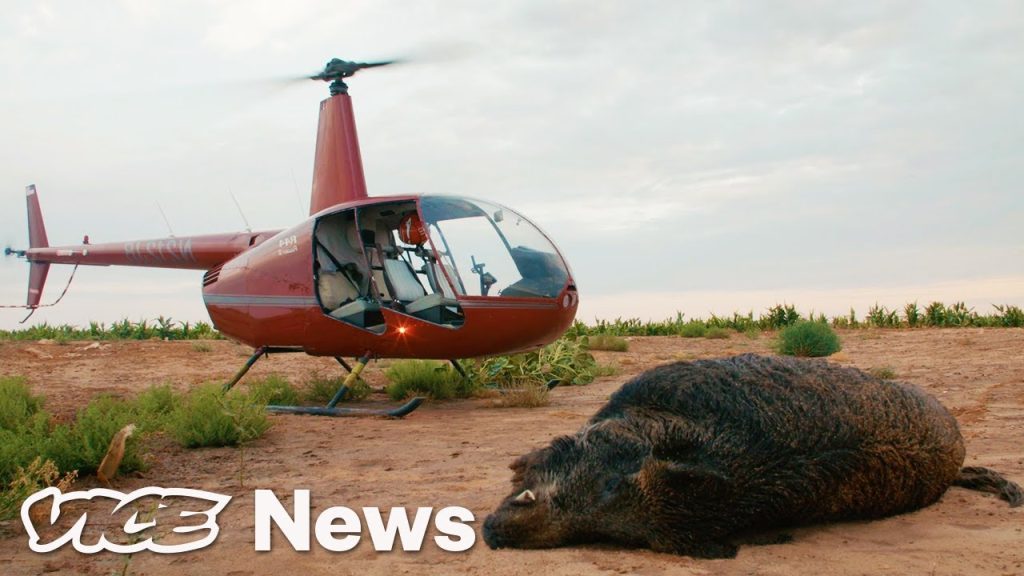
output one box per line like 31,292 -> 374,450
24,185 -> 50,307
26,185 -> 48,249
309,94 -> 368,215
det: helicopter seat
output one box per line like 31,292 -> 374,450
382,258 -> 460,324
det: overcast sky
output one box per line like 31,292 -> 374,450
1,0 -> 1021,330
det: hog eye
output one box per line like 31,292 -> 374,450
600,475 -> 622,501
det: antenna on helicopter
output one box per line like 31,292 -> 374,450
309,58 -> 399,96
229,190 -> 252,233
156,202 -> 176,237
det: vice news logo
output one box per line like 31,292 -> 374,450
21,487 -> 476,554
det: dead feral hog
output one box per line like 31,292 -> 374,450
484,354 -> 1022,557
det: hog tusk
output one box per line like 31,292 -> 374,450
514,489 -> 536,503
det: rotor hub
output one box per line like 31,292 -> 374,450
310,58 -> 395,96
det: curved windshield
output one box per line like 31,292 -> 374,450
420,196 -> 570,298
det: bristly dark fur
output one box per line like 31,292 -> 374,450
483,354 -> 1022,557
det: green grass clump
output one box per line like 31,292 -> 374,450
301,371 -> 371,404
191,341 -> 213,353
705,327 -> 731,340
679,322 -> 707,338
46,395 -> 145,477
385,361 -> 470,401
0,376 -> 43,431
247,375 -> 300,406
491,381 -> 551,408
478,337 -> 603,388
132,384 -> 179,432
167,384 -> 270,448
586,334 -> 629,352
776,321 -> 842,357
868,366 -> 897,380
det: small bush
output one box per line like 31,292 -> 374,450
0,415 -> 52,487
301,371 -> 371,404
191,341 -> 213,353
46,395 -> 144,477
491,380 -> 550,408
247,375 -> 300,406
679,322 -> 707,338
586,335 -> 629,352
868,366 -> 897,380
776,321 -> 842,357
705,327 -> 731,340
0,376 -> 43,431
385,361 -> 469,400
132,384 -> 179,431
167,384 -> 270,448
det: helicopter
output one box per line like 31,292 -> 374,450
5,58 -> 580,417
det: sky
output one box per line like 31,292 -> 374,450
1,0 -> 1022,330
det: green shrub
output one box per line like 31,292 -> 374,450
132,384 -> 179,432
0,376 -> 43,431
191,341 -> 213,353
705,327 -> 731,339
301,372 -> 371,404
247,375 -> 300,406
776,321 -> 842,357
679,322 -> 707,338
167,384 -> 270,448
46,395 -> 144,477
0,415 -> 52,487
586,334 -> 629,352
385,361 -> 469,400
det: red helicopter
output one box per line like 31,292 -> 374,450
6,58 -> 579,417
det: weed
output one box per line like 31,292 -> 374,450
0,376 -> 44,431
0,458 -> 76,521
247,375 -> 300,406
385,361 -> 470,401
191,341 -> 213,353
490,379 -> 550,408
679,322 -> 707,338
301,370 -> 371,404
132,384 -> 179,432
868,366 -> 898,380
46,395 -> 145,477
167,384 -> 270,448
705,327 -> 731,340
586,334 -> 629,352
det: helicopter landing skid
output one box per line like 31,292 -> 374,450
224,348 -> 424,418
266,397 -> 423,418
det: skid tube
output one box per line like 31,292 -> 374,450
223,348 -> 423,418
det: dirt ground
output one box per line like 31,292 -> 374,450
0,328 -> 1022,576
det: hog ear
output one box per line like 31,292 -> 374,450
633,457 -> 730,496
508,445 -> 557,484
509,450 -> 543,484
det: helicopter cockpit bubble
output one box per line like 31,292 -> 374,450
419,196 -> 570,299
